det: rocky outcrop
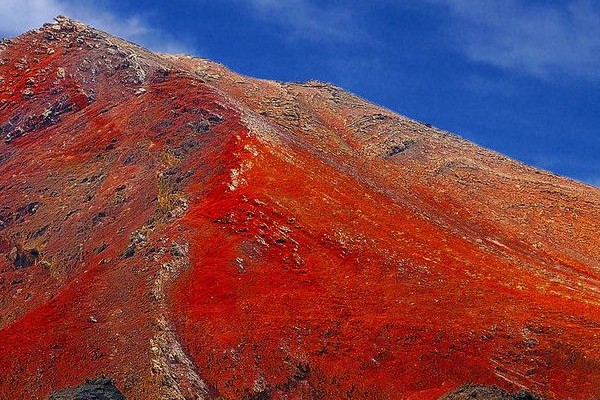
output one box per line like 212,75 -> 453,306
440,385 -> 538,400
48,377 -> 126,400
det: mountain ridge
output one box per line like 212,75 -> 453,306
0,16 -> 599,400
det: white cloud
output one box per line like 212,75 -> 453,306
0,0 -> 61,37
426,0 -> 600,82
236,0 -> 365,43
0,0 -> 194,55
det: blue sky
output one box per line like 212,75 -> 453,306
1,0 -> 598,187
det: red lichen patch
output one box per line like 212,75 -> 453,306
168,131 -> 600,399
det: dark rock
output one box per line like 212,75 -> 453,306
1,95 -> 76,143
105,138 -> 118,151
188,111 -> 224,134
194,119 -> 210,133
293,363 -> 310,381
10,245 -> 40,268
43,32 -> 57,41
95,243 -> 108,254
439,384 -> 539,400
92,211 -> 107,226
122,246 -> 135,259
0,114 -> 23,143
31,225 -> 49,239
245,389 -> 271,400
26,202 -> 40,215
387,140 -> 415,157
11,277 -> 23,285
170,243 -> 185,257
207,114 -> 224,124
122,152 -> 136,165
48,377 -> 126,400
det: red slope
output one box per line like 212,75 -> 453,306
0,17 -> 599,400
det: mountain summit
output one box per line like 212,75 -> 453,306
0,16 -> 599,400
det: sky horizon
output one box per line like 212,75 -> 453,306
1,0 -> 598,188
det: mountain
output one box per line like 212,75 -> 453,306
0,16 -> 599,400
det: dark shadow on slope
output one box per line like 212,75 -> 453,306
48,377 -> 126,400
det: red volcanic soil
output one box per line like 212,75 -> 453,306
1,17 -> 599,400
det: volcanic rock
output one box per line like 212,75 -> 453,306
440,384 -> 538,400
48,377 -> 126,400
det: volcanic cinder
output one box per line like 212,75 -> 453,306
0,17 -> 599,400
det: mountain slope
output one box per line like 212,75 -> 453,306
0,17 -> 599,400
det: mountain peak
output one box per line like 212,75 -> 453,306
0,20 -> 599,400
